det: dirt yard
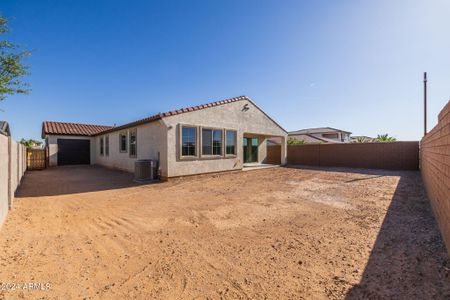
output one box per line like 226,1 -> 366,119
0,166 -> 449,299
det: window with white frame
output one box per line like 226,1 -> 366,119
181,126 -> 197,156
129,129 -> 137,157
105,135 -> 109,156
119,132 -> 127,152
225,130 -> 237,155
99,137 -> 104,156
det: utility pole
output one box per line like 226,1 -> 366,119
424,72 -> 427,136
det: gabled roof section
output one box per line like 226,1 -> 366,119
41,96 -> 286,138
289,133 -> 339,144
289,127 -> 352,135
95,95 -> 287,135
42,121 -> 113,138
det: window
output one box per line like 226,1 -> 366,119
213,130 -> 222,155
181,126 -> 197,156
105,135 -> 109,156
129,129 -> 137,157
99,137 -> 104,156
119,132 -> 127,152
202,129 -> 212,155
201,128 -> 222,156
225,130 -> 237,155
322,133 -> 338,139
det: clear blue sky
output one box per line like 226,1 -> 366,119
2,0 -> 449,141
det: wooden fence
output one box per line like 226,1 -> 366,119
266,145 -> 282,165
27,149 -> 47,170
285,142 -> 419,170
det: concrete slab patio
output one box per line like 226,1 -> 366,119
0,166 -> 449,299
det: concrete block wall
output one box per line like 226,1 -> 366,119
0,135 -> 26,228
421,100 -> 450,256
287,142 -> 419,170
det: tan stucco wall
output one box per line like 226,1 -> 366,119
43,99 -> 286,178
46,135 -> 96,167
0,135 -> 8,226
0,135 -> 26,228
162,99 -> 287,177
94,120 -> 168,177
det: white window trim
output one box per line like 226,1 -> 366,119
105,135 -> 110,156
129,128 -> 137,158
99,137 -> 104,156
179,124 -> 199,160
119,131 -> 128,153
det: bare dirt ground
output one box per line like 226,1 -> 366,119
0,165 -> 449,299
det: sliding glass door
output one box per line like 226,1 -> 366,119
243,137 -> 258,163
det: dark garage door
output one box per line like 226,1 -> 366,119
57,139 -> 90,165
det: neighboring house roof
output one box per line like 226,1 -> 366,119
0,121 -> 11,136
351,135 -> 373,140
289,133 -> 338,143
42,96 -> 286,138
42,121 -> 113,138
267,137 -> 282,145
289,127 -> 352,135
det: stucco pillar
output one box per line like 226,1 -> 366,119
280,136 -> 287,165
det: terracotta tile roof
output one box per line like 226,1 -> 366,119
95,95 -> 254,135
160,95 -> 248,117
42,95 -> 286,138
42,121 -> 113,138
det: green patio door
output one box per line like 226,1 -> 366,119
243,137 -> 258,163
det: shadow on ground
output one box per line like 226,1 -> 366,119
289,165 -> 450,298
16,165 -> 140,197
343,170 -> 450,298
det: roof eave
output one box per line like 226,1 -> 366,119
92,115 -> 163,136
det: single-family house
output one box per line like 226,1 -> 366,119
288,127 -> 352,143
42,96 -> 287,179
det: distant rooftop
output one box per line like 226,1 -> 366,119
289,127 -> 352,135
351,135 -> 374,140
0,121 -> 11,136
42,121 -> 113,138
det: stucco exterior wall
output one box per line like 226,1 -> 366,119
46,135 -> 96,166
0,135 -> 9,227
0,135 -> 26,228
42,99 -> 286,179
163,99 -> 287,177
9,140 -> 18,203
94,121 -> 168,176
